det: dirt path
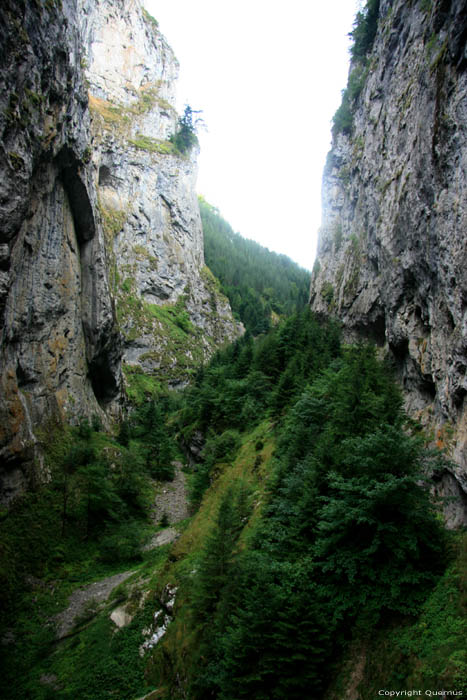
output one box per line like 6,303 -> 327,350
54,570 -> 134,639
152,461 -> 189,525
55,463 -> 190,638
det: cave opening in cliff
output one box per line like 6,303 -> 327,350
355,314 -> 386,346
57,147 -> 95,244
98,165 -> 111,186
88,355 -> 119,405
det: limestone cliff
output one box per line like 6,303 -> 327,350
81,0 -> 242,391
0,0 -> 122,501
0,0 -> 240,502
310,0 -> 467,524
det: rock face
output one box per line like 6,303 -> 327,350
310,0 -> 467,524
0,0 -> 122,501
0,0 -> 240,501
81,0 -> 242,389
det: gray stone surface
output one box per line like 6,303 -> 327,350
310,0 -> 467,516
55,569 -> 134,639
0,0 -> 122,502
110,604 -> 134,629
0,0 -> 240,501
152,461 -> 189,526
82,0 -> 243,385
143,527 -> 179,552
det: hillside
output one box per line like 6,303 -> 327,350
201,198 -> 310,334
1,311 -> 465,698
0,0 -> 466,698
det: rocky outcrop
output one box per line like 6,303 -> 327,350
81,0 -> 242,389
0,0 -> 122,501
0,0 -> 241,502
310,0 -> 467,524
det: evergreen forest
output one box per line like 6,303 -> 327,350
1,2 -> 466,696
201,197 -> 311,334
1,303 -> 466,699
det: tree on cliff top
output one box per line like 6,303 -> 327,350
170,105 -> 203,154
350,0 -> 381,61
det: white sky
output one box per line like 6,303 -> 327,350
143,1 -> 359,270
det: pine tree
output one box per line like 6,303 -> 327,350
209,554 -> 333,700
313,426 -> 445,619
139,400 -> 175,480
192,488 -> 241,621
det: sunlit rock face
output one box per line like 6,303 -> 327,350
0,0 -> 122,502
310,0 -> 467,524
81,0 -> 242,387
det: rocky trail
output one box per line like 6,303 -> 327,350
54,570 -> 135,639
144,461 -> 190,551
152,460 -> 189,526
54,461 -> 190,638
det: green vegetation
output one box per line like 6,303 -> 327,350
200,197 -> 311,334
99,201 -> 126,240
332,90 -> 353,137
89,94 -> 130,128
8,151 -> 24,171
123,364 -> 162,403
89,86 -> 178,159
116,278 -> 207,388
419,0 -> 433,14
321,280 -> 335,305
0,408 -> 175,607
332,0 -> 380,138
142,7 -> 159,31
332,220 -> 344,251
0,400 -> 179,699
41,591 -> 160,700
144,314 -> 452,698
398,534 -> 467,692
5,81 -> 45,130
128,134 -> 175,155
178,309 -> 340,435
349,0 -> 381,62
90,85 -> 173,127
326,532 -> 467,698
0,304 -> 462,698
169,105 -> 202,155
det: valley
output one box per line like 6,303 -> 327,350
0,0 -> 466,698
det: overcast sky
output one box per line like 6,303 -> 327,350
143,1 -> 359,270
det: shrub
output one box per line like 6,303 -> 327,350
332,0 -> 380,139
174,310 -> 194,333
347,64 -> 368,101
203,429 -> 241,464
332,90 -> 353,138
77,417 -> 92,440
321,281 -> 335,305
99,521 -> 144,563
91,413 -> 102,432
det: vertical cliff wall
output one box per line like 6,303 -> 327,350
310,0 -> 467,523
0,0 -> 241,502
0,0 -> 122,501
80,0 -> 242,389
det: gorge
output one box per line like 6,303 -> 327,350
0,1 -> 466,698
